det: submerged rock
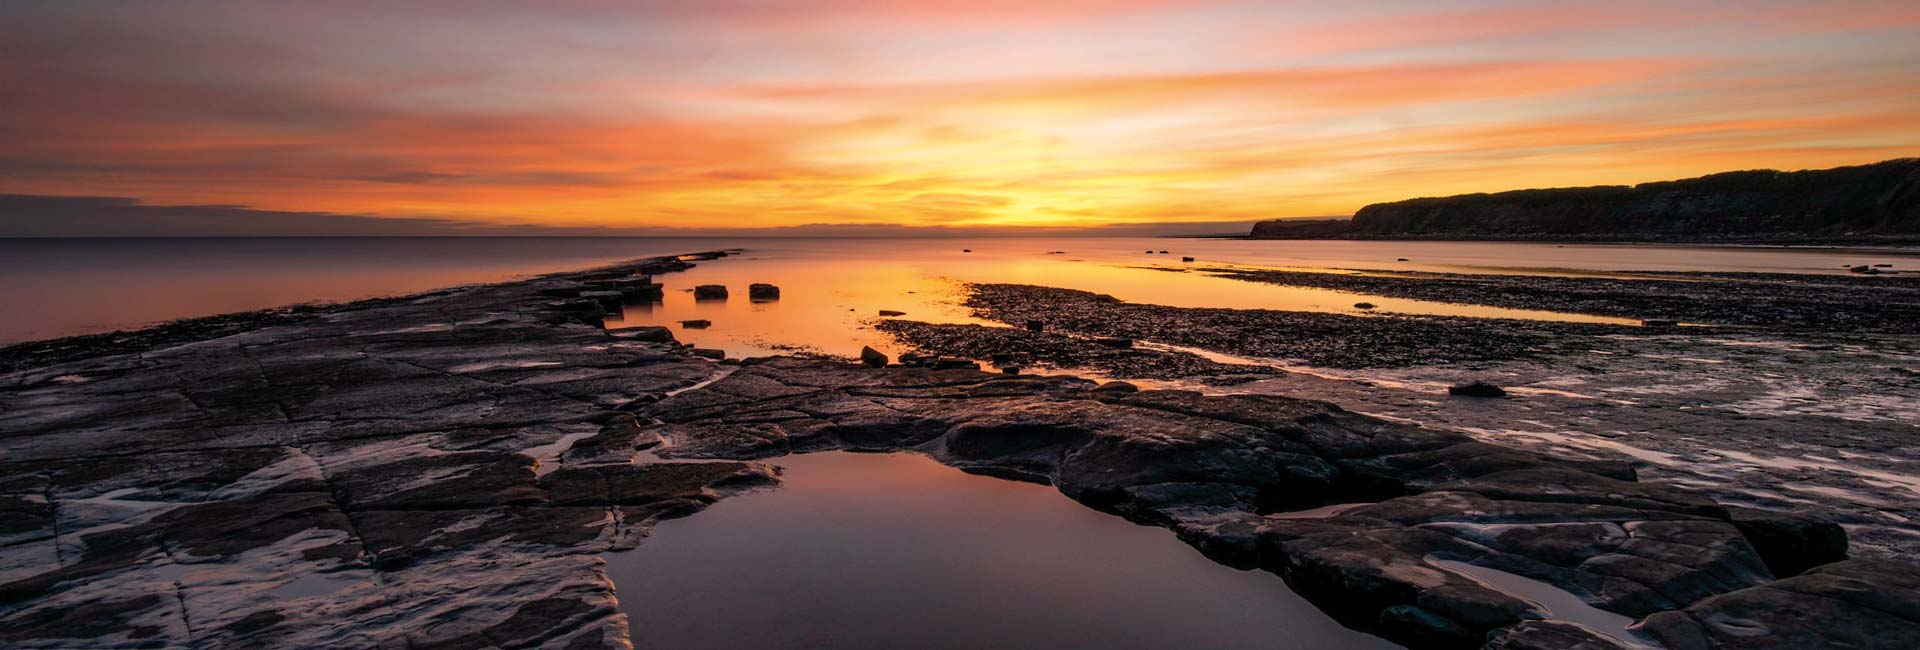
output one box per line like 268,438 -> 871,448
679,319 -> 712,329
878,310 -> 907,317
1354,302 -> 1377,310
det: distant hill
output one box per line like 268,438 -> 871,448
1250,158 -> 1920,243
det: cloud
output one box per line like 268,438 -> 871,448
0,1 -> 1915,232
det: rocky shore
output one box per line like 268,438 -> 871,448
3,253 -> 1916,649
951,283 -> 1640,368
1204,267 -> 1920,334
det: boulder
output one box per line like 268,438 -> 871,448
608,326 -> 675,343
679,319 -> 712,329
1182,256 -> 1195,262
748,283 -> 780,300
878,310 -> 907,317
932,356 -> 979,370
693,285 -> 728,299
1025,320 -> 1045,332
1002,366 -> 1021,375
1090,381 -> 1139,395
621,282 -> 665,300
1449,381 -> 1507,398
859,346 -> 889,368
1354,302 -> 1377,310
690,348 -> 726,360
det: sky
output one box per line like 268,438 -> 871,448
1,0 -> 1917,234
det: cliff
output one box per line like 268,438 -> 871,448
1250,158 -> 1920,242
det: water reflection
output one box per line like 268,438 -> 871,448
7,236 -> 1908,345
608,451 -> 1397,650
600,242 -> 1639,359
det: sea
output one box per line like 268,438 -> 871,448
2,236 -> 1910,349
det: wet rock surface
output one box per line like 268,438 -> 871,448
873,319 -> 1279,381
638,357 -> 1917,649
883,280 -> 1920,563
2,252 -> 1915,649
0,253 -> 771,649
1207,267 -> 1920,334
957,283 -> 1638,368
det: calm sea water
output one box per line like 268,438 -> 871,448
1,236 -> 1911,345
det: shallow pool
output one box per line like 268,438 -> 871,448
606,451 -> 1398,649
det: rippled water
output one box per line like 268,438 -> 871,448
607,451 -> 1398,650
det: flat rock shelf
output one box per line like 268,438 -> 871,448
1,251 -> 1914,650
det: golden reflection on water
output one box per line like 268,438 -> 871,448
12,236 -> 1885,346
603,244 -> 1636,359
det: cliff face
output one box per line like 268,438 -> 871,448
1250,158 -> 1920,242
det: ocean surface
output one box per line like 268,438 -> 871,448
2,236 -> 1911,346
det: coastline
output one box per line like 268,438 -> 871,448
4,249 -> 1916,649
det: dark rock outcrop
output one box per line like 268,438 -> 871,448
859,346 -> 889,368
1449,381 -> 1507,398
1636,559 -> 1920,649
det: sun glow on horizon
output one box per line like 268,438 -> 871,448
1,0 -> 1917,231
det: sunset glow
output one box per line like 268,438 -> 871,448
3,0 -> 1917,230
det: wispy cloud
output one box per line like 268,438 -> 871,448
0,0 -> 1915,233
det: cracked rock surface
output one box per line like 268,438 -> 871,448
2,253 -> 1916,649
1,253 -> 769,649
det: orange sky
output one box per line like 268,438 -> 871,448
1,0 -> 1917,231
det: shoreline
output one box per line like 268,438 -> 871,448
3,250 -> 1917,649
1234,234 -> 1920,250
